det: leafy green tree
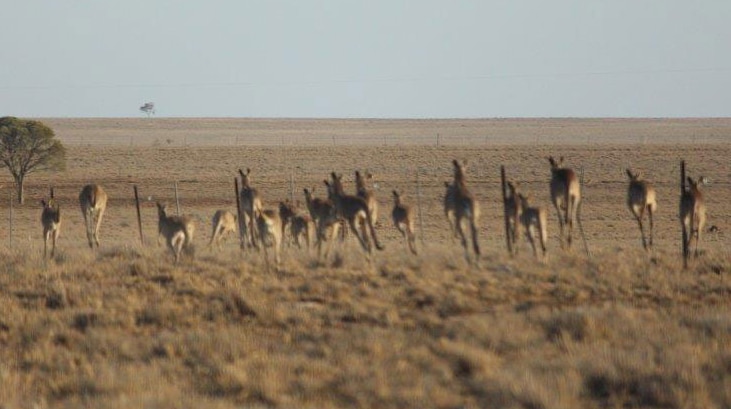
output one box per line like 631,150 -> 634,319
0,117 -> 66,204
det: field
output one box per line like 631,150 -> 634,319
0,118 -> 729,408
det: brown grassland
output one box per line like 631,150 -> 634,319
0,118 -> 729,408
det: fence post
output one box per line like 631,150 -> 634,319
174,181 -> 181,216
134,185 -> 144,245
416,168 -> 425,246
577,167 -> 591,258
234,177 -> 244,249
8,189 -> 12,249
290,168 -> 295,204
500,165 -> 513,256
681,160 -> 688,268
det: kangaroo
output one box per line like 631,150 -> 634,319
328,172 -> 385,256
680,176 -> 707,265
505,181 -> 523,255
355,170 -> 378,224
304,187 -> 341,261
157,202 -> 196,263
256,208 -> 283,270
548,156 -> 581,249
517,194 -> 548,260
448,160 -> 480,263
391,190 -> 417,255
238,168 -> 263,250
79,184 -> 107,249
209,209 -> 237,250
626,169 -> 657,251
443,181 -> 458,241
279,200 -> 312,249
41,199 -> 61,258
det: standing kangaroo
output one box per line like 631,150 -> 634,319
41,199 -> 61,258
238,168 -> 262,250
79,184 -> 107,249
626,169 -> 657,251
156,202 -> 196,263
548,156 -> 580,250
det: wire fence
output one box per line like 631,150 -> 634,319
55,132 -> 730,147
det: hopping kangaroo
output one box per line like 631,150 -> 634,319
208,209 -> 237,249
156,202 -> 196,263
238,168 -> 263,250
256,208 -> 283,269
517,194 -> 548,260
391,190 -> 417,255
79,184 -> 108,249
41,199 -> 61,258
304,187 -> 341,261
328,172 -> 384,255
447,160 -> 480,262
626,169 -> 657,251
505,181 -> 523,255
443,181 -> 458,241
279,200 -> 312,249
680,176 -> 707,263
548,156 -> 581,249
355,170 -> 378,224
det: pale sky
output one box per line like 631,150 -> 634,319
1,1 -> 730,118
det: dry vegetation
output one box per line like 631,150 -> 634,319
0,118 -> 729,408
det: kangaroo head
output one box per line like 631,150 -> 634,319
506,181 -> 519,196
626,169 -> 640,181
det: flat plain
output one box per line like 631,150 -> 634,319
0,118 -> 729,408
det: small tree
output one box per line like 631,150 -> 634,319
140,102 -> 156,117
0,117 -> 66,204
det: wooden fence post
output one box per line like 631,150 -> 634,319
234,177 -> 244,249
174,181 -> 181,216
500,165 -> 513,256
577,167 -> 591,258
134,185 -> 144,245
8,189 -> 12,249
681,160 -> 688,268
416,168 -> 425,246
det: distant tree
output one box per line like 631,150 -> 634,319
0,117 -> 66,204
140,102 -> 156,117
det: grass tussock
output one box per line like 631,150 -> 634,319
0,243 -> 728,409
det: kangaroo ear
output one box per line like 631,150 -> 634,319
625,169 -> 633,179
41,199 -> 46,207
366,172 -> 373,179
392,190 -> 398,197
246,168 -> 251,175
238,169 -> 245,177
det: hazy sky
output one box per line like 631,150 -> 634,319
1,1 -> 730,118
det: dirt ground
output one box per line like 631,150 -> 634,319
0,118 -> 728,408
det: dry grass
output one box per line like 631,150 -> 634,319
0,118 -> 729,408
